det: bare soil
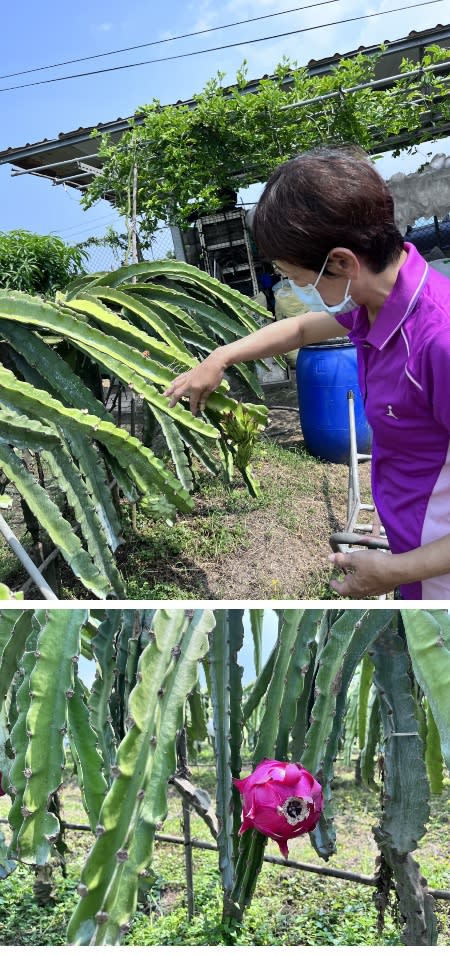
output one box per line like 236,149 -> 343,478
117,376 -> 373,600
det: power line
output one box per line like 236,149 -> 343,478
0,0 -> 445,94
0,1 -> 353,81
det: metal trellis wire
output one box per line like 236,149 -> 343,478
2,811 -> 448,914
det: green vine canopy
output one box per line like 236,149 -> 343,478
82,44 -> 450,237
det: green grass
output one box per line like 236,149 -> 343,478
1,769 -> 448,946
0,868 -> 78,947
125,868 -> 402,946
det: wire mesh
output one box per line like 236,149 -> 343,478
82,226 -> 175,273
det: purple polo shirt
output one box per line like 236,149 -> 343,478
337,242 -> 450,599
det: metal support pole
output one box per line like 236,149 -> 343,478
0,512 -> 57,600
177,728 -> 195,920
346,390 -> 360,529
182,799 -> 195,920
130,160 -> 139,532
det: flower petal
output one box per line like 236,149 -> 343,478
239,816 -> 255,835
284,763 -> 301,786
275,838 -> 289,859
233,777 -> 246,793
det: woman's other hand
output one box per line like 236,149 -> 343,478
164,354 -> 226,415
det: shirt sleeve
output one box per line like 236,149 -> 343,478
422,330 -> 450,433
334,307 -> 360,343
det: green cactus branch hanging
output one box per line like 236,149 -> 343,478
0,259 -> 270,597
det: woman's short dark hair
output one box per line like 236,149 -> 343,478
252,147 -> 404,274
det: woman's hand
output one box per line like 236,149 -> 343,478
164,354 -> 226,415
330,532 -> 450,598
328,549 -> 398,598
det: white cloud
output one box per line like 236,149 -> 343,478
191,0 -> 449,80
355,0 -> 448,50
187,0 -> 220,33
158,29 -> 178,40
92,22 -> 114,33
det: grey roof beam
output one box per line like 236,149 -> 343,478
0,120 -> 134,164
10,152 -> 101,175
281,59 -> 450,110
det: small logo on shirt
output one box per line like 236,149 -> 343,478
386,405 -> 399,419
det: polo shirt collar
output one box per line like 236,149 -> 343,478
366,242 -> 429,350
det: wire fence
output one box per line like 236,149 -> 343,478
2,803 -> 449,921
82,225 -> 174,274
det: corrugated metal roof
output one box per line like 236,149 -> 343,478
1,22 -> 449,192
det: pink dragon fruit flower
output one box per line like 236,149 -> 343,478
233,758 -> 323,859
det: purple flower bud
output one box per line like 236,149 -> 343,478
233,758 -> 323,859
0,772 -> 5,797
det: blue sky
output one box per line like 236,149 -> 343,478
78,609 -> 278,687
1,0 -> 449,244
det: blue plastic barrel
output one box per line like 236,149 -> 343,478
296,342 -> 372,463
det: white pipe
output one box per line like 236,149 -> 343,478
0,512 -> 58,600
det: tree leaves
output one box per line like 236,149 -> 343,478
82,46 -> 450,233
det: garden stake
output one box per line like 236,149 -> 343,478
177,728 -> 195,920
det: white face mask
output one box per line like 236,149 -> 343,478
289,255 -> 358,315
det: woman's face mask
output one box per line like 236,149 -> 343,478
289,255 -> 357,315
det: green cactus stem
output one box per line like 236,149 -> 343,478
208,610 -> 240,901
358,653 -> 375,750
302,611 -> 394,859
370,622 -> 430,855
0,830 -> 16,879
15,610 -> 87,865
424,699 -> 444,796
0,611 -> 34,707
360,691 -> 381,790
8,616 -> 42,854
401,610 -> 450,772
229,609 -> 309,925
88,612 -> 123,780
249,609 -> 263,677
67,609 -> 214,946
370,620 -> 437,945
373,828 -> 438,945
67,673 -> 108,831
88,609 -> 215,945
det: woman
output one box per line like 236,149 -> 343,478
165,147 -> 450,599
